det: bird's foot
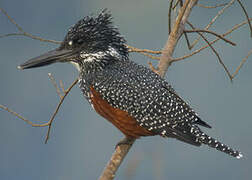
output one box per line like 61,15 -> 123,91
115,137 -> 135,149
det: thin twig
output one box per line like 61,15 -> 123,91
0,32 -> 61,44
187,23 -> 233,81
148,62 -> 159,74
184,31 -> 192,50
172,0 -> 182,9
0,104 -> 36,126
0,7 -> 24,32
0,78 -> 78,143
189,0 -> 236,49
198,31 -> 232,81
44,78 -> 78,143
141,53 -> 160,60
236,0 -> 252,37
168,0 -> 174,34
59,80 -> 66,93
0,7 -> 61,44
173,18 -> 252,61
127,45 -> 161,54
127,45 -> 161,60
48,73 -> 63,98
197,3 -> 229,9
185,29 -> 236,46
231,48 -> 252,79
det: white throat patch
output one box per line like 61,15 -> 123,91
80,47 -> 121,62
70,62 -> 81,71
70,47 -> 121,72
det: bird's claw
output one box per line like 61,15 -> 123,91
115,137 -> 135,149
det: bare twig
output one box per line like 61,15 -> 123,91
197,31 -> 232,81
0,7 -> 61,44
148,61 -> 159,74
127,45 -> 161,60
236,0 -> 252,37
44,78 -> 78,143
197,3 -> 229,9
232,48 -> 252,80
0,104 -> 36,126
184,29 -> 236,46
172,0 -> 182,10
184,31 -> 192,50
173,18 -> 252,61
0,78 -> 78,143
48,73 -> 63,98
59,80 -> 66,93
186,22 -> 233,81
168,0 -> 174,34
127,45 -> 161,54
189,0 -> 235,49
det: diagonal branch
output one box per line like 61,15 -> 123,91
44,78 -> 78,143
197,3 -> 229,9
48,73 -> 63,98
186,22 -> 233,81
236,0 -> 252,37
168,0 -> 174,34
184,31 -> 192,50
231,48 -> 252,80
0,78 -> 78,143
0,7 -> 61,44
184,29 -> 236,46
99,138 -> 135,180
157,0 -> 198,77
189,0 -> 236,49
173,18 -> 252,61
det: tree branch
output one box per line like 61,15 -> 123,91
186,23 -> 233,81
157,0 -> 198,77
0,78 -> 78,143
236,0 -> 252,37
99,138 -> 135,180
168,0 -> 174,34
172,18 -> 252,62
184,29 -> 236,46
0,7 -> 61,44
197,3 -> 229,9
189,0 -> 236,49
231,48 -> 252,80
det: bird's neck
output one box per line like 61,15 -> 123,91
73,46 -> 128,74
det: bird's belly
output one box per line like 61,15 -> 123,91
89,86 -> 154,138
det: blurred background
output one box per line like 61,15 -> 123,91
0,0 -> 251,179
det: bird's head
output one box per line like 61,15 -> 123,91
18,9 -> 128,71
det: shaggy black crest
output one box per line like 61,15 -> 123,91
60,9 -> 128,57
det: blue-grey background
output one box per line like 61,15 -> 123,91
1,0 -> 251,179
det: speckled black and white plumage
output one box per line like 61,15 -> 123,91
66,10 -> 242,158
20,9 -> 242,159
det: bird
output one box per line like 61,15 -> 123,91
18,9 -> 242,159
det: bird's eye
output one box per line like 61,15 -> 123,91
68,40 -> 73,46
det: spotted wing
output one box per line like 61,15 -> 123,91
92,61 -> 211,146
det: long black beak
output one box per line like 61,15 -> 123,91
18,48 -> 75,70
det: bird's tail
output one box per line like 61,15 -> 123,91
191,126 -> 243,159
